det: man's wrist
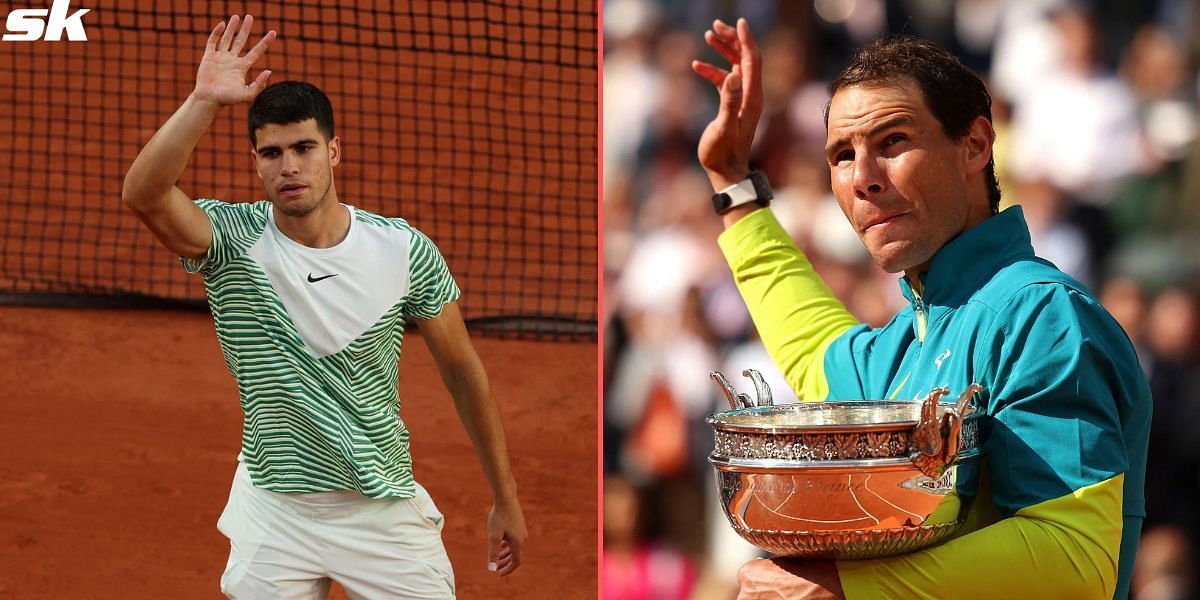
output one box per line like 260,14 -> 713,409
492,486 -> 520,506
706,169 -> 751,192
185,93 -> 225,115
713,170 -> 772,215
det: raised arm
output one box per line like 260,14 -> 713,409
121,15 -> 275,260
415,302 -> 527,577
694,19 -> 859,399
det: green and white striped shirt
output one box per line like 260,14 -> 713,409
182,199 -> 459,498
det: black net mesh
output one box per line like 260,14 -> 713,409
0,0 -> 597,340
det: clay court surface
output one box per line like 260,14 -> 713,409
0,306 -> 597,599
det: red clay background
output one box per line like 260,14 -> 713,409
0,306 -> 597,598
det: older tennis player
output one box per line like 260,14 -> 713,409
693,18 -> 1150,599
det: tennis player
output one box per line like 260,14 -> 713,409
121,15 -> 526,598
694,18 -> 1149,600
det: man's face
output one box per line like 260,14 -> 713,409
251,118 -> 340,218
824,82 -> 983,274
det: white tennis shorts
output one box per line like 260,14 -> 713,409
217,461 -> 455,599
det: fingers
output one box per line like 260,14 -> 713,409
713,19 -> 737,40
205,21 -> 225,53
248,70 -> 273,97
693,59 -> 742,130
219,14 -> 240,52
506,532 -> 524,569
691,60 -> 728,87
487,530 -> 503,573
231,14 -> 254,54
735,18 -> 760,63
487,531 -> 524,576
212,14 -> 270,60
244,29 -> 277,63
736,18 -> 764,120
717,68 -> 744,124
703,20 -> 742,74
494,538 -> 522,576
704,30 -> 740,66
700,18 -> 761,127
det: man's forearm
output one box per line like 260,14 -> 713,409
440,361 -> 519,503
717,209 -> 860,400
122,94 -> 222,208
837,475 -> 1124,599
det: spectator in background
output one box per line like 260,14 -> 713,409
604,474 -> 697,600
1140,289 -> 1200,580
1019,178 -> 1095,288
603,0 -> 666,180
1006,5 -> 1150,206
1109,23 -> 1197,240
1134,527 -> 1196,600
1099,276 -> 1150,365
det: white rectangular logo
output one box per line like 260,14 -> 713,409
3,0 -> 90,41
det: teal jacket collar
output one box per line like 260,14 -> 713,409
898,206 -> 1037,310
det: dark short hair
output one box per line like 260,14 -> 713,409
248,81 -> 335,146
825,37 -> 1001,213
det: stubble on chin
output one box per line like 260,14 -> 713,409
276,199 -> 318,218
866,239 -> 928,274
271,181 -> 331,219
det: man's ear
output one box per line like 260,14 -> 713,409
328,136 -> 341,167
250,146 -> 262,179
963,115 -> 994,174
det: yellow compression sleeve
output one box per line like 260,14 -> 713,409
837,474 -> 1125,600
717,209 -> 860,401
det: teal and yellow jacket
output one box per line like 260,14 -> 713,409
718,206 -> 1150,599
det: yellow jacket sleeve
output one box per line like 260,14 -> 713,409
716,208 -> 860,401
837,474 -> 1124,599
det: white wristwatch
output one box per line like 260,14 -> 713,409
712,170 -> 773,215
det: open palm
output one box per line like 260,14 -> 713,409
193,15 -> 276,106
691,18 -> 763,189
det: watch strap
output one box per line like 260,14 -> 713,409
712,170 -> 773,215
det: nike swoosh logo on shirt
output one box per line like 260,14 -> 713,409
306,273 -> 339,283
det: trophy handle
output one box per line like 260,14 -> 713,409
710,371 -> 754,410
743,368 -> 774,408
913,387 -> 950,457
911,384 -> 984,478
953,383 -> 983,418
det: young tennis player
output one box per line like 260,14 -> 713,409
121,15 -> 526,598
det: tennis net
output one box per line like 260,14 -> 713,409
0,0 -> 597,340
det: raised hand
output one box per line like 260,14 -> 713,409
193,15 -> 276,107
692,18 -> 764,191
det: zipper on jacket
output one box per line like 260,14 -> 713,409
914,293 -> 927,343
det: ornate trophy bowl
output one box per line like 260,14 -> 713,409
707,370 -> 985,560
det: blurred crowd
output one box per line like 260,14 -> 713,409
602,0 -> 1200,598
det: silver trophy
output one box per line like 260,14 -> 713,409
707,369 -> 985,559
